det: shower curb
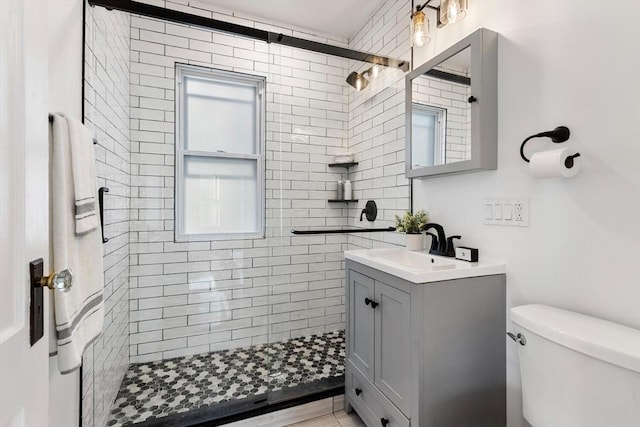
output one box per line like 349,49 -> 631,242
131,375 -> 345,427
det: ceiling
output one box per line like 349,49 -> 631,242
195,0 -> 386,40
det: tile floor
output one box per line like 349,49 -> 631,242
107,330 -> 345,426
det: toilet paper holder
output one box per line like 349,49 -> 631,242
520,125 -> 581,168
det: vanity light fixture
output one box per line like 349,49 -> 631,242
346,60 -> 389,91
411,8 -> 431,47
411,0 -> 469,46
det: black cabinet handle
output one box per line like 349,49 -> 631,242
364,297 -> 378,308
354,388 -> 362,396
381,418 -> 389,427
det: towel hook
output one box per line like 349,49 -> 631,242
520,126 -> 577,162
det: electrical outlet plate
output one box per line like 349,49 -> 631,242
483,198 -> 529,227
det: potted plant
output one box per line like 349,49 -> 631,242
394,210 -> 429,251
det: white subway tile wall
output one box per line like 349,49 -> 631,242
128,0 -> 353,363
83,5 -> 131,427
347,0 -> 412,250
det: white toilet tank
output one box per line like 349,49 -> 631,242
510,304 -> 640,427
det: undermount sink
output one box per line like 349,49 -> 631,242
344,248 -> 505,283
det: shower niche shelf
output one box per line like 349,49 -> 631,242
328,162 -> 358,168
329,162 -> 358,203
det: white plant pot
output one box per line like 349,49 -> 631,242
405,233 -> 423,251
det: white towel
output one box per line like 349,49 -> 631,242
51,113 -> 105,374
61,113 -> 99,234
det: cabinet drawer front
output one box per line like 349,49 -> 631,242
349,270 -> 375,380
347,361 -> 410,427
374,281 -> 411,414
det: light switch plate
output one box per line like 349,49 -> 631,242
483,198 -> 529,227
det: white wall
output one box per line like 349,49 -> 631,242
412,2 -> 640,425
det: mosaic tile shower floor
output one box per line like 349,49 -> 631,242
106,330 -> 345,426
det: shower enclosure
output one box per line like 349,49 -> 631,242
84,1 -> 408,425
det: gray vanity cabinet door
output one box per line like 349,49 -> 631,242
374,280 -> 411,415
349,271 -> 375,380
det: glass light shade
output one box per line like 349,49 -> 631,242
411,10 -> 430,47
440,0 -> 468,25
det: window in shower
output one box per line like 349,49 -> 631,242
175,64 -> 265,241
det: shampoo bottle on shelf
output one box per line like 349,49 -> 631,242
336,180 -> 344,200
344,180 -> 352,200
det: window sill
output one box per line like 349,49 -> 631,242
175,232 -> 265,242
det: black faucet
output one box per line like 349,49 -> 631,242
423,223 -> 461,257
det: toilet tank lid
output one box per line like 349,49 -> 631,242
510,304 -> 640,373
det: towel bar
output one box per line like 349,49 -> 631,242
49,114 -> 98,144
98,187 -> 109,243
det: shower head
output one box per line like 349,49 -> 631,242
346,71 -> 369,91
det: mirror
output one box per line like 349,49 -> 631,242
406,28 -> 497,178
411,47 -> 471,168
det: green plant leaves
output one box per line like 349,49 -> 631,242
394,209 -> 429,234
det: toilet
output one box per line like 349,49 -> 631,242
510,304 -> 640,427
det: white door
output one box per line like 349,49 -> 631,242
0,1 -> 50,426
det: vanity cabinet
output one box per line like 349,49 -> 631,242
349,271 -> 411,415
345,260 -> 506,427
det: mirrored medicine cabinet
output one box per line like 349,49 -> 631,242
406,28 -> 498,178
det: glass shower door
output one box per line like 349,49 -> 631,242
265,42 -> 347,405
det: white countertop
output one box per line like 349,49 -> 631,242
344,248 -> 506,283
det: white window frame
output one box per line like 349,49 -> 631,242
411,103 -> 447,166
175,63 -> 265,241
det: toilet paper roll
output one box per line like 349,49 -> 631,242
529,148 -> 580,179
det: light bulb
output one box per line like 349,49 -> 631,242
411,10 -> 430,47
441,0 -> 467,25
370,65 -> 381,78
413,27 -> 426,47
355,78 -> 362,91
448,1 -> 460,22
